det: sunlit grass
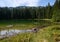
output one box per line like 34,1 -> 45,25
0,20 -> 60,42
0,24 -> 60,42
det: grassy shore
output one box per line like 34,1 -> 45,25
0,25 -> 60,42
0,20 -> 60,42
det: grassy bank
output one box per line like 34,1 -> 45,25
0,25 -> 60,42
0,19 -> 60,42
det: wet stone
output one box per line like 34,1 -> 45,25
32,28 -> 38,33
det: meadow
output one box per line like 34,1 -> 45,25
0,0 -> 60,42
0,19 -> 60,42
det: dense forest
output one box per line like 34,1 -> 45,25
0,0 -> 60,22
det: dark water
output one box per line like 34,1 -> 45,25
0,20 -> 51,25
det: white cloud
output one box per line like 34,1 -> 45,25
0,0 -> 40,7
0,0 -> 6,7
19,0 -> 39,6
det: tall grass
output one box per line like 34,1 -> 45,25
0,25 -> 60,42
0,20 -> 60,42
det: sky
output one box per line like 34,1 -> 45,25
0,0 -> 55,7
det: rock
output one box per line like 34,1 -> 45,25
32,28 -> 38,32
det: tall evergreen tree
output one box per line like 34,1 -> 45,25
52,0 -> 60,22
46,3 -> 51,19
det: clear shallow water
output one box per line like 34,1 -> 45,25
0,29 -> 32,39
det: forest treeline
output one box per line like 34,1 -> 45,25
0,0 -> 60,22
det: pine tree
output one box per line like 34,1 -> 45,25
52,0 -> 60,22
46,3 -> 51,19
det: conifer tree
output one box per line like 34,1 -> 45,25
52,0 -> 60,22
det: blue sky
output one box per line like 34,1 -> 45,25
0,0 -> 55,7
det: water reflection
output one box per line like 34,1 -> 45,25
0,29 -> 32,39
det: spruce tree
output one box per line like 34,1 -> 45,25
52,0 -> 60,22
